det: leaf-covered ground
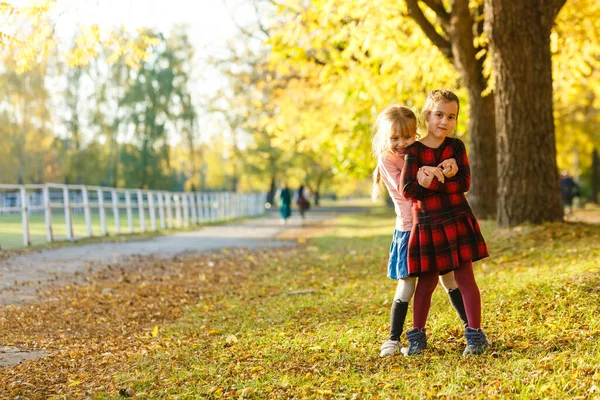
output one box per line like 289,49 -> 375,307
1,209 -> 599,399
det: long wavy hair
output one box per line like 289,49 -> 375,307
371,105 -> 418,201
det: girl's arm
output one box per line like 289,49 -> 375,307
379,155 -> 403,195
400,146 -> 423,200
425,139 -> 471,194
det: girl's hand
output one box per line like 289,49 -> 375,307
417,168 -> 435,188
438,158 -> 458,178
419,166 -> 445,183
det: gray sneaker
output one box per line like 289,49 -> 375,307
463,328 -> 490,355
406,328 -> 427,355
379,339 -> 401,357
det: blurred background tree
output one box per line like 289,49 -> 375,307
0,0 -> 598,226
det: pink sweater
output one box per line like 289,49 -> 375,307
378,150 -> 413,231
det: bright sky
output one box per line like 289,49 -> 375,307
41,0 -> 247,67
44,0 -> 253,142
56,0 -> 241,54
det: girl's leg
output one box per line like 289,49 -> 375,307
380,278 -> 416,357
452,261 -> 481,329
389,277 -> 417,340
439,272 -> 469,328
412,271 -> 439,329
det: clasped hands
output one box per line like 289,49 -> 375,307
417,158 -> 458,188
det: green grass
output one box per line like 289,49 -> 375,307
97,211 -> 600,399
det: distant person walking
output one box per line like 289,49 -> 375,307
295,185 -> 311,219
278,182 -> 292,225
560,170 -> 580,216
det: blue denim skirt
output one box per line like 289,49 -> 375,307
388,230 -> 410,280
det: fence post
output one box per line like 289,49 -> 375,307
63,185 -> 73,241
137,189 -> 146,232
189,193 -> 198,225
125,190 -> 134,233
174,194 -> 182,227
226,193 -> 231,219
97,188 -> 107,236
166,193 -> 173,229
210,193 -> 215,221
182,193 -> 189,227
206,193 -> 212,221
82,186 -> 92,238
157,192 -> 166,229
111,189 -> 120,234
20,186 -> 31,247
197,193 -> 204,224
219,192 -> 225,221
148,191 -> 157,231
43,185 -> 53,243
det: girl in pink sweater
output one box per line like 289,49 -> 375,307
372,105 -> 468,357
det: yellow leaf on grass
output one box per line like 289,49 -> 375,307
226,335 -> 238,345
68,381 -> 83,387
152,325 -> 159,337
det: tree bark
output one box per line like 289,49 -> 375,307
266,176 -> 277,206
406,0 -> 498,219
485,0 -> 566,226
448,0 -> 497,219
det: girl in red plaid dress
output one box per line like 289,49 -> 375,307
400,89 -> 490,356
372,105 -> 470,358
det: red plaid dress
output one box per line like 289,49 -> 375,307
400,137 -> 489,276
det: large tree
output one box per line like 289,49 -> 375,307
405,0 -> 497,219
485,0 -> 566,226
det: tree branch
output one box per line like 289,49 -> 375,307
405,0 -> 453,62
252,1 -> 271,38
552,0 -> 568,20
421,0 -> 450,23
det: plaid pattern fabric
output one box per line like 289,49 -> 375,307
400,138 -> 489,275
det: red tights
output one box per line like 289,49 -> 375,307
413,261 -> 481,329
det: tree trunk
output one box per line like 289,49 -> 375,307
448,1 -> 498,219
485,0 -> 566,227
266,176 -> 277,206
407,0 -> 498,219
591,148 -> 599,204
466,92 -> 497,219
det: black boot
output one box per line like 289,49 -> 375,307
389,299 -> 409,341
447,288 -> 469,329
406,328 -> 427,355
380,300 -> 409,357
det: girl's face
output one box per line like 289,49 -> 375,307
388,131 -> 416,155
426,101 -> 458,141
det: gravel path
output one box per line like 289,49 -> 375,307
0,207 -> 364,306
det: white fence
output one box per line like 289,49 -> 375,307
0,183 -> 266,248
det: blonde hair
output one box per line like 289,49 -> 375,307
421,89 -> 460,128
371,105 -> 418,201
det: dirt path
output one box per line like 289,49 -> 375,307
570,206 -> 600,224
0,207 -> 363,307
